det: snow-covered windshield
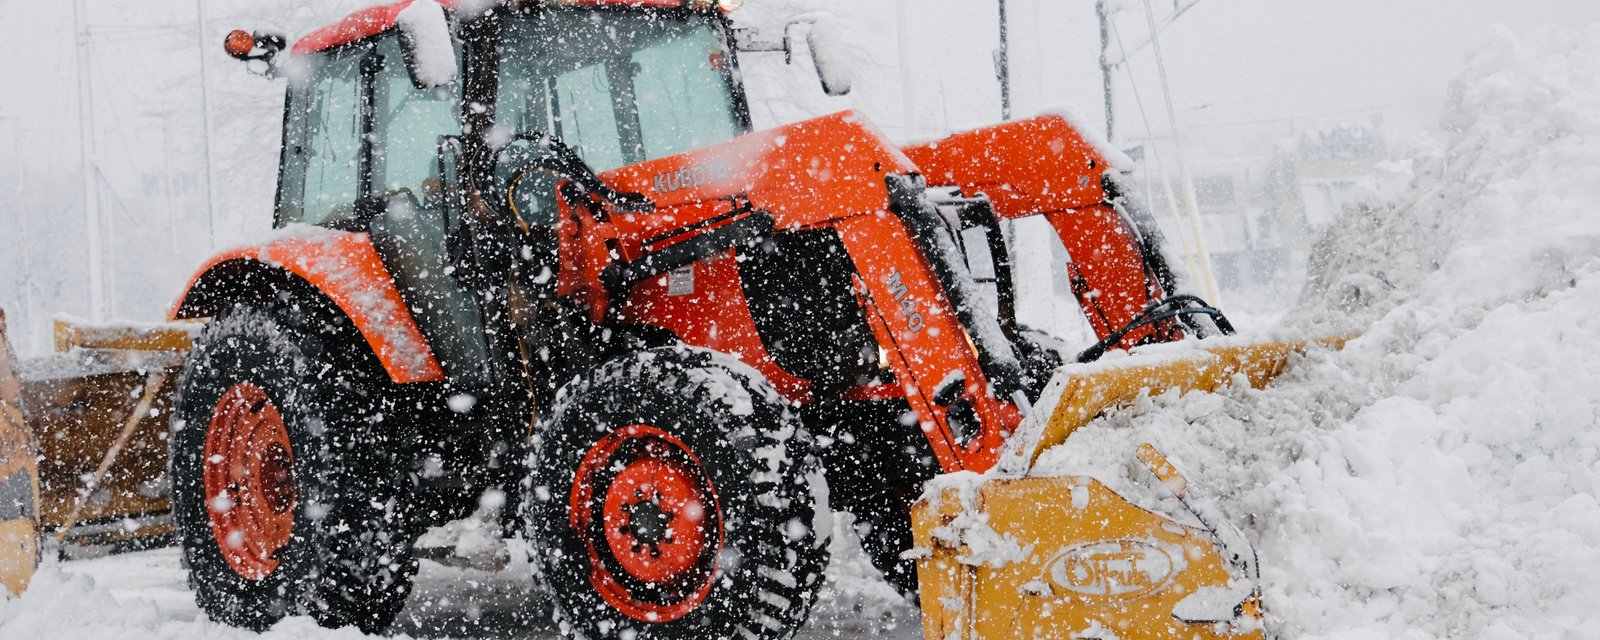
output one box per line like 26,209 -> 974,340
495,9 -> 740,172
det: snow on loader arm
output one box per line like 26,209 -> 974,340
913,337 -> 1345,640
0,309 -> 42,595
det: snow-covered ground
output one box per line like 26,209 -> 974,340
0,520 -> 919,640
1038,23 -> 1600,639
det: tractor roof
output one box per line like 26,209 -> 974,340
293,0 -> 706,55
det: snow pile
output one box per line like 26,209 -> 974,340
1036,24 -> 1600,639
414,491 -> 511,572
806,514 -> 921,637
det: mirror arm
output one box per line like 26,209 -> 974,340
732,28 -> 793,63
732,15 -> 851,96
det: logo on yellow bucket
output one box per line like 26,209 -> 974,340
1045,538 -> 1177,601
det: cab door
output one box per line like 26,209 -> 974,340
278,33 -> 492,387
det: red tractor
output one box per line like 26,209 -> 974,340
172,0 -> 1229,637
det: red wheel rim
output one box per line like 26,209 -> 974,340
571,425 -> 722,623
203,383 -> 296,581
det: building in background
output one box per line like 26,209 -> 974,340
1123,116 -> 1389,299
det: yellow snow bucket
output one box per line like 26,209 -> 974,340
0,309 -> 41,596
1002,336 -> 1347,473
913,336 -> 1346,640
18,317 -> 197,553
913,473 -> 1265,640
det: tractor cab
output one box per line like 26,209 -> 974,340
246,1 -> 778,233
223,1 -> 795,391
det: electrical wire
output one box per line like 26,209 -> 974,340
1110,18 -> 1201,291
1106,0 -> 1208,68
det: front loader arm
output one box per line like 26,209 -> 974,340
836,209 -> 1023,473
905,115 -> 1182,351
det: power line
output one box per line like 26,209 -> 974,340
71,0 -> 106,321
1140,0 -> 1221,303
195,0 -> 219,251
1107,0 -> 1208,68
1128,105 -> 1397,139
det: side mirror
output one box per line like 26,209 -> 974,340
396,0 -> 458,89
805,16 -> 853,97
732,13 -> 854,97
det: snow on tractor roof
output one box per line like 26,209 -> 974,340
292,0 -> 720,56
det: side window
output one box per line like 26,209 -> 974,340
276,35 -> 460,228
631,30 -> 737,159
554,63 -> 626,171
372,38 -> 462,206
282,52 -> 364,227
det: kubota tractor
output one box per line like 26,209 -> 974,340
163,1 -> 1267,638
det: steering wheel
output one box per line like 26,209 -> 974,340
489,138 -> 564,229
487,131 -> 654,230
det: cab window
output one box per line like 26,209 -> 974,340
372,38 -> 462,206
495,9 -> 742,172
553,63 -> 627,172
276,34 -> 461,228
630,27 -> 737,159
279,51 -> 363,226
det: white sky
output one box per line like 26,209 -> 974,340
2,0 -> 1599,352
741,0 -> 1600,156
1108,0 -> 1600,152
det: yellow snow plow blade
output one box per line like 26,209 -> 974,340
0,310 -> 41,595
1004,336 -> 1347,472
16,316 -> 199,554
914,474 -> 1263,640
913,336 -> 1345,640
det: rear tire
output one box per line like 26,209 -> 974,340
170,303 -> 419,632
525,346 -> 829,640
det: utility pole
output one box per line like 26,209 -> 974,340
195,0 -> 220,250
895,0 -> 917,137
1097,0 -> 1115,140
71,0 -> 106,321
1141,0 -> 1220,303
996,0 -> 1012,120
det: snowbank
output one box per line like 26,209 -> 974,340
1037,24 -> 1600,639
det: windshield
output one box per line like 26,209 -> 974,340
495,9 -> 742,172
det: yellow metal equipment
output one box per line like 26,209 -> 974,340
914,337 -> 1343,640
9,300 -> 1336,640
18,317 -> 198,553
0,309 -> 41,596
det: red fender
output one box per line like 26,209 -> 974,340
170,228 -> 445,384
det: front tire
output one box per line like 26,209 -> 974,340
526,347 -> 829,640
171,303 -> 419,632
